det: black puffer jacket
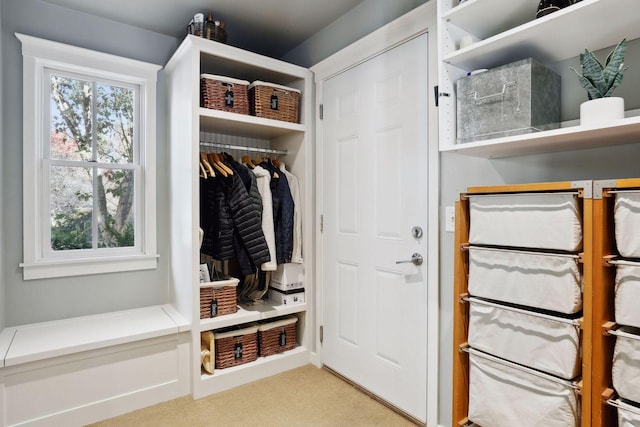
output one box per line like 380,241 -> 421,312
259,161 -> 294,264
200,176 -> 234,259
200,169 -> 270,273
225,157 -> 271,274
224,172 -> 270,273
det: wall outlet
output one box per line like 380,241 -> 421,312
445,206 -> 455,233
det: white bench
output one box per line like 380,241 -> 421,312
0,305 -> 191,427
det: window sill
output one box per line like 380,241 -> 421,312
19,254 -> 159,280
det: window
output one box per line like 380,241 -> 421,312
18,34 -> 161,280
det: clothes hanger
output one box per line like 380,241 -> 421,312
206,152 -> 227,177
199,161 -> 208,178
212,152 -> 234,176
200,152 -> 215,177
241,155 -> 256,169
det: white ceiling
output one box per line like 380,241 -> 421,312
42,0 -> 364,58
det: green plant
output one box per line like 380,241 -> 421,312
570,38 -> 629,99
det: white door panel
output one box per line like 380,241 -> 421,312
321,33 -> 428,421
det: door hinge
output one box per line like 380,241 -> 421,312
320,325 -> 323,344
320,214 -> 324,233
319,104 -> 323,120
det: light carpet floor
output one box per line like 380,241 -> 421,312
88,364 -> 417,426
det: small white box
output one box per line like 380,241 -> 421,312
270,263 -> 304,291
268,288 -> 305,306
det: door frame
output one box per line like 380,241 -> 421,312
310,2 -> 439,426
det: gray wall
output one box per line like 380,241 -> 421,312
282,0 -> 428,68
1,0 -> 180,326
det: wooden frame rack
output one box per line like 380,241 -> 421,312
452,181 -> 593,427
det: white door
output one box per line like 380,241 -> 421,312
321,33 -> 429,422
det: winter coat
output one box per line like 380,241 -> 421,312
279,163 -> 302,263
252,165 -> 277,271
200,167 -> 270,274
259,161 -> 294,264
225,157 -> 271,274
200,176 -> 234,259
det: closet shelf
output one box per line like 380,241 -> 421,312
441,116 -> 640,158
199,346 -> 308,382
199,302 -> 307,332
442,0 -> 640,71
200,108 -> 305,139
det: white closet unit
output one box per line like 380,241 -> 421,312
165,35 -> 314,398
437,0 -> 640,158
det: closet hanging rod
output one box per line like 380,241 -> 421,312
461,346 -> 581,390
463,296 -> 582,326
607,398 -> 640,416
199,141 -> 288,155
465,245 -> 581,259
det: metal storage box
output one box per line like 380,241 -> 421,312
456,58 -> 560,143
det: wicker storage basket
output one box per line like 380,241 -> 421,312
214,324 -> 259,369
258,316 -> 298,357
199,277 -> 239,319
200,74 -> 249,115
248,81 -> 300,123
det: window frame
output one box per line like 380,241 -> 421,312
17,33 -> 161,280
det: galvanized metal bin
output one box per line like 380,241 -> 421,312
456,58 -> 561,143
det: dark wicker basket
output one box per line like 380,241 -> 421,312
199,278 -> 239,319
248,81 -> 300,123
258,316 -> 298,357
200,74 -> 249,115
214,325 -> 259,369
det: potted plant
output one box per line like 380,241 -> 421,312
570,38 -> 628,125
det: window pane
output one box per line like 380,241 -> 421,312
97,83 -> 134,164
50,75 -> 93,162
97,168 -> 135,248
50,166 -> 93,251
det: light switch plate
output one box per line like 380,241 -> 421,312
445,206 -> 455,233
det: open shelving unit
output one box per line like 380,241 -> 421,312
165,35 -> 314,399
437,0 -> 640,157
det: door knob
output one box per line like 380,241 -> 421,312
395,253 -> 423,266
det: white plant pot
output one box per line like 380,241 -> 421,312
580,97 -> 625,126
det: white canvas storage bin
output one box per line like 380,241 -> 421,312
467,298 -> 581,379
468,193 -> 582,251
615,263 -> 640,328
468,247 -> 582,314
612,327 -> 640,404
610,399 -> 640,427
468,348 -> 579,427
615,192 -> 640,258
